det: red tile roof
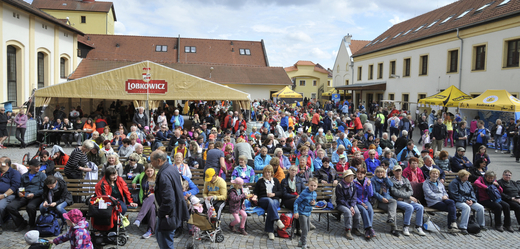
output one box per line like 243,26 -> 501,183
350,40 -> 371,54
68,59 -> 292,86
284,61 -> 331,76
2,0 -> 84,35
354,0 -> 520,57
32,0 -> 116,20
80,34 -> 269,67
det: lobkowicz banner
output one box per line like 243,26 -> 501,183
125,79 -> 168,94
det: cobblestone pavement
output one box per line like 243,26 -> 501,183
2,129 -> 520,248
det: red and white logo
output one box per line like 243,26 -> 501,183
125,79 -> 168,94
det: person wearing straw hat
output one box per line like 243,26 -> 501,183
335,169 -> 361,240
53,209 -> 93,248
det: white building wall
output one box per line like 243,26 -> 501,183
34,19 -> 56,86
352,25 -> 520,113
59,30 -> 74,83
333,35 -> 353,88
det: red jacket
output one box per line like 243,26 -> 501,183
95,176 -> 134,204
354,117 -> 363,129
233,119 -> 247,133
311,113 -> 320,125
402,167 -> 425,183
223,115 -> 231,129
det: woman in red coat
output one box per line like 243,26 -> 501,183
95,167 -> 138,214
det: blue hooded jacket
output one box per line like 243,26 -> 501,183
294,187 -> 317,217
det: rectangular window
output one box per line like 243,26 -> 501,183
327,80 -> 331,87
402,94 -> 409,110
506,39 -> 520,67
368,65 -> 373,80
81,16 -> 86,23
311,93 -> 317,99
448,50 -> 458,72
156,45 -> 168,52
239,48 -> 251,55
185,46 -> 196,53
357,66 -> 362,81
299,80 -> 305,86
389,60 -> 396,77
313,80 -> 317,86
418,93 -> 427,102
420,55 -> 428,75
38,52 -> 45,88
7,45 -> 17,103
345,80 -> 349,85
377,63 -> 383,79
403,58 -> 411,77
389,93 -> 394,100
474,45 -> 486,70
60,58 -> 66,79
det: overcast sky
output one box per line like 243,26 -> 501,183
32,0 -> 457,69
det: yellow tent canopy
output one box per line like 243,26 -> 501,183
418,85 -> 472,107
272,86 -> 302,98
322,88 -> 345,96
34,61 -> 251,107
458,89 -> 520,112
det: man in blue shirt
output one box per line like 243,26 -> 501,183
336,132 -> 352,150
170,109 -> 184,129
331,145 -> 348,165
0,156 -> 21,234
7,159 -> 46,231
254,147 -> 272,170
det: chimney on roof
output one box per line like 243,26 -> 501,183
343,34 -> 352,46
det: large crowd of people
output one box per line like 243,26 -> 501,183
1,98 -> 520,248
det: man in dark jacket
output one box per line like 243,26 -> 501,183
417,116 -> 428,144
394,131 -> 409,155
380,132 -> 394,150
7,159 -> 46,231
420,156 -> 445,182
322,112 -> 333,134
40,175 -> 73,223
450,147 -> 473,172
0,107 -> 9,148
454,121 -> 468,149
204,113 -> 215,130
505,118 -> 517,154
430,118 -> 447,154
152,150 -> 189,248
498,170 -> 520,226
132,107 -> 148,130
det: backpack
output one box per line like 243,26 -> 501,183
390,119 -> 396,128
276,213 -> 293,238
36,211 -> 61,237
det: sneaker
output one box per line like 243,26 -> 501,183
390,229 -> 400,237
142,230 -> 152,239
448,228 -> 458,234
345,230 -> 353,240
495,150 -> 498,153
403,226 -> 410,236
133,220 -> 140,227
415,226 -> 426,236
268,232 -> 275,240
450,222 -> 458,230
309,222 -> 316,230
460,229 -> 469,235
275,219 -> 285,229
352,228 -> 363,236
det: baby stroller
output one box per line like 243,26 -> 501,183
86,195 -> 129,249
186,199 -> 225,249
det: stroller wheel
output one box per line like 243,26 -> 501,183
215,232 -> 225,243
117,235 -> 127,246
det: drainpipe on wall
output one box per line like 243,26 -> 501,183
456,28 -> 463,90
350,59 -> 355,105
177,35 -> 181,63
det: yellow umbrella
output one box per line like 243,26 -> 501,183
322,88 -> 345,96
418,85 -> 472,107
458,90 -> 520,112
272,86 -> 303,98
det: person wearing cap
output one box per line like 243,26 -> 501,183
335,169 -> 361,240
7,158 -> 46,231
448,169 -> 486,235
0,157 -> 20,234
389,165 -> 426,236
254,165 -> 284,240
40,175 -> 72,225
24,230 -> 41,246
203,168 -> 227,218
228,177 -> 249,235
53,209 -> 93,248
450,147 -> 473,173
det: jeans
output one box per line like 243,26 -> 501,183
156,217 -> 175,249
299,214 -> 310,245
16,128 -> 26,146
430,199 -> 457,226
6,196 -> 44,226
40,201 -> 68,222
455,202 -> 485,229
494,134 -> 502,151
396,201 -> 423,226
480,199 -> 511,227
258,197 -> 280,233
375,125 -> 383,139
0,195 -> 16,226
336,204 -> 360,229
356,201 -> 373,229
136,196 -> 156,233
119,200 -> 127,215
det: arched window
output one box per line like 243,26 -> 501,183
60,57 -> 65,78
38,52 -> 45,88
7,45 -> 17,103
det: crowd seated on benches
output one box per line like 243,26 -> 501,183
4,101 -> 520,243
